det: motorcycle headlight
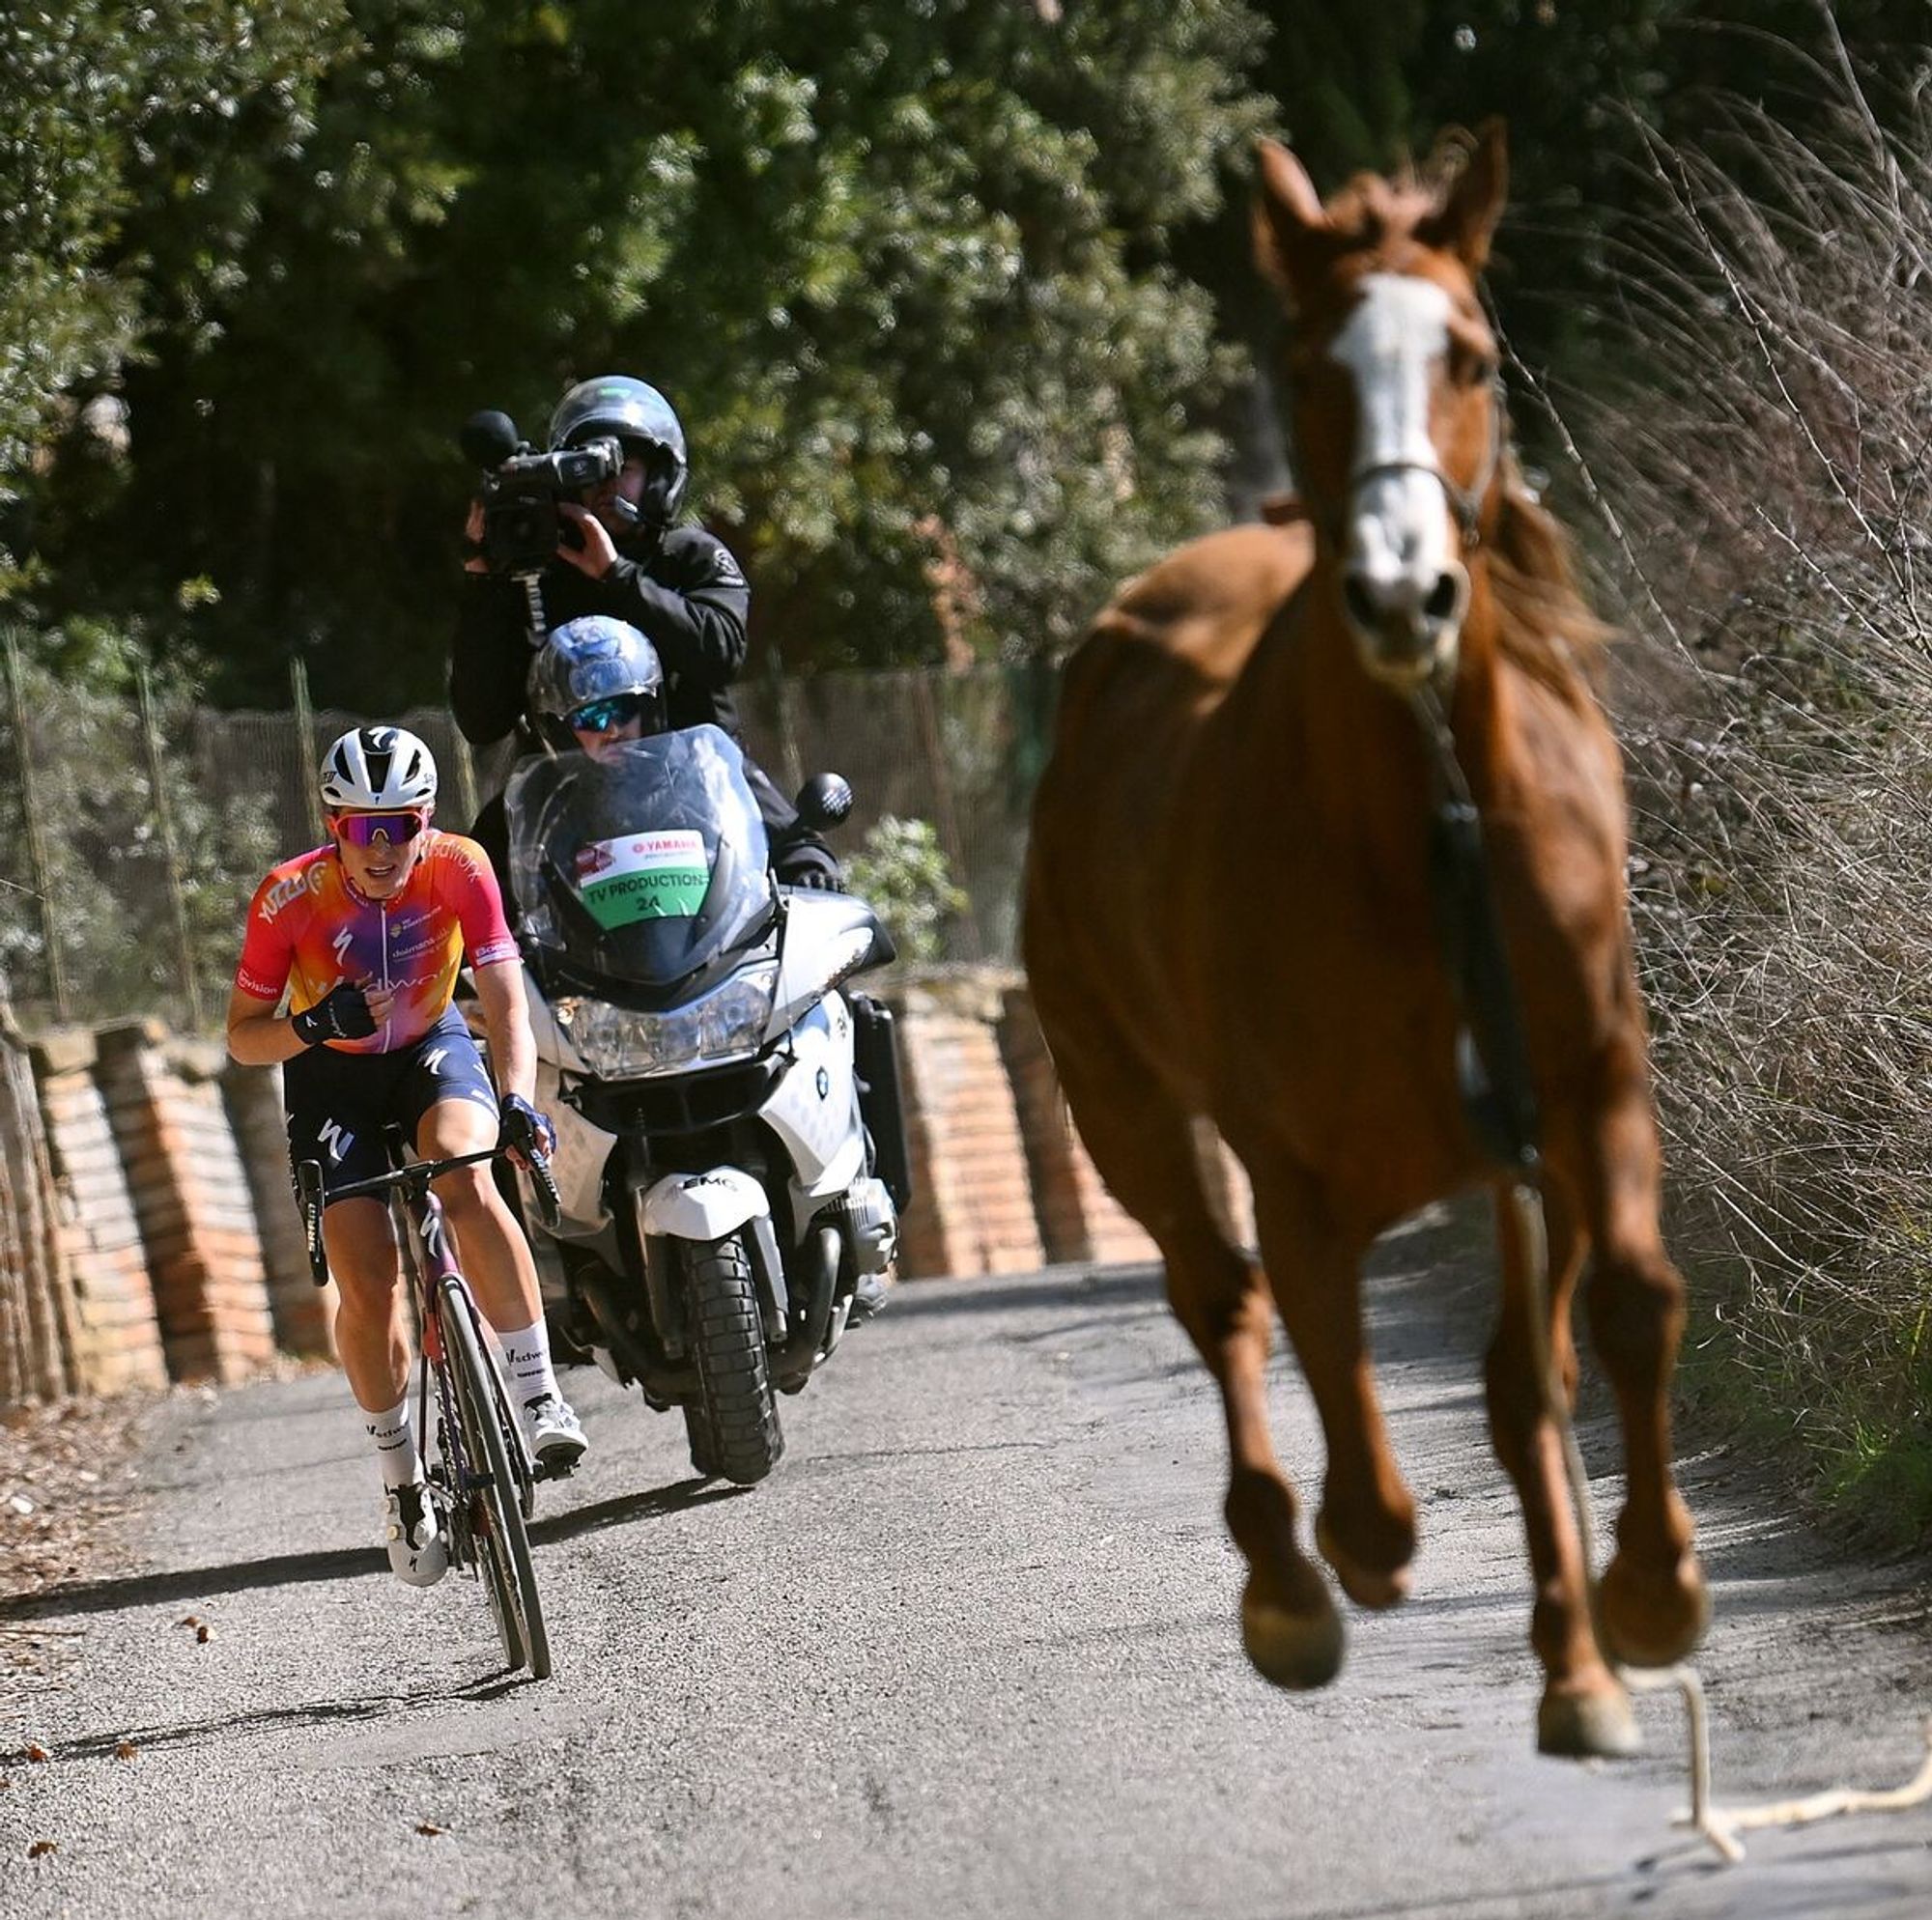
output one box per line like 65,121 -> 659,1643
552,961 -> 779,1079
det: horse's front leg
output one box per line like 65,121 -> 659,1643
1248,1158 -> 1419,1614
1567,1031 -> 1709,1672
1489,1177 -> 1638,1758
1168,1233 -> 1348,1691
1050,1050 -> 1343,1690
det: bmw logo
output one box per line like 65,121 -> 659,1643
815,1067 -> 831,1099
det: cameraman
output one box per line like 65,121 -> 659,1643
451,375 -> 839,891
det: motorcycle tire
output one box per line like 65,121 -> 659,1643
685,1232 -> 783,1485
681,1403 -> 722,1480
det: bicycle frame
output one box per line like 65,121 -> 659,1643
403,1177 -> 512,1537
295,1144 -> 561,1675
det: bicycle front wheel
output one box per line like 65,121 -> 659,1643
440,1280 -> 552,1680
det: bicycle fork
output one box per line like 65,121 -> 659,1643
410,1196 -> 505,1561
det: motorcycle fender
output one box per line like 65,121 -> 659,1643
638,1166 -> 770,1243
766,891 -> 893,1037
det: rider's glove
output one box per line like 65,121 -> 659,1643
497,1092 -> 557,1162
291,981 -> 377,1046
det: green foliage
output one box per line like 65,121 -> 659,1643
15,3 -> 1932,709
11,0 -> 1269,704
0,4 -> 349,522
845,814 -> 966,967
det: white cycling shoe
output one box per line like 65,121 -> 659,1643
519,1393 -> 587,1478
385,1481 -> 448,1588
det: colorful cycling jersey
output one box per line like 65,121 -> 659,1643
234,831 -> 519,1053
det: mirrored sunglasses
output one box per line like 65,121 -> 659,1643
568,693 -> 647,735
332,808 -> 430,848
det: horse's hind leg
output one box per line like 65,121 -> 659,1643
1050,1043 -> 1343,1690
1562,1034 -> 1708,1671
1535,1024 -> 1708,1679
1489,1177 -> 1638,1759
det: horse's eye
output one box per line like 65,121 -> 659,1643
1453,345 -> 1499,387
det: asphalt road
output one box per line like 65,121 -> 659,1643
4,1203 -> 1930,1918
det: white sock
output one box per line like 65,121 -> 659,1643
363,1398 -> 422,1489
498,1320 -> 561,1408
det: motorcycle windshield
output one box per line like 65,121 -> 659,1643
506,726 -> 775,991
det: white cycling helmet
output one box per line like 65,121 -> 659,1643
319,725 -> 439,811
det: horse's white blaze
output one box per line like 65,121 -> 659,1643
1329,273 -> 1464,658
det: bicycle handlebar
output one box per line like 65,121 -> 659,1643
327,1147 -> 499,1205
297,1144 -> 563,1287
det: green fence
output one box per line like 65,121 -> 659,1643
0,652 -> 1061,1033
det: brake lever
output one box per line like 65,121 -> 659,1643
295,1160 -> 329,1287
527,1148 -> 563,1232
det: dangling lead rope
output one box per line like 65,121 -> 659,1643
1410,685 -> 1932,1865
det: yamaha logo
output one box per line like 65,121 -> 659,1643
815,1067 -> 831,1100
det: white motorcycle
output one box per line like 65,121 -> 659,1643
500,724 -> 910,1484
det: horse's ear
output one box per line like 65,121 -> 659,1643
1426,119 -> 1508,272
1252,138 -> 1329,307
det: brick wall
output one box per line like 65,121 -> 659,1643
94,1021 -> 276,1385
886,973 -> 1045,1280
222,1059 -> 335,1358
30,1030 -> 167,1396
7,971 -> 1237,1403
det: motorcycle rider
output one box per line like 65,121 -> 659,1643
527,613 -> 669,766
226,725 -> 586,1588
452,374 -> 839,890
525,614 -> 896,1324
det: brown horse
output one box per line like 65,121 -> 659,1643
1021,123 -> 1707,1759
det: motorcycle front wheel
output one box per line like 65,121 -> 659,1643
685,1231 -> 783,1485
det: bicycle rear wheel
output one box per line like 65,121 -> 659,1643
439,1280 -> 551,1680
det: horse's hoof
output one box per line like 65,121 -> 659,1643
1600,1550 -> 1711,1669
1240,1577 -> 1345,1690
1537,1678 -> 1641,1760
1315,1512 -> 1413,1611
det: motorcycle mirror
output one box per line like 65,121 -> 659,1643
795,773 -> 853,831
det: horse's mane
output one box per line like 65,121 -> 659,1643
1487,464 -> 1611,712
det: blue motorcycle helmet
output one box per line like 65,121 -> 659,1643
528,615 -> 668,751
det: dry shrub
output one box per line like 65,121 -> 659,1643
1573,38 -> 1932,1539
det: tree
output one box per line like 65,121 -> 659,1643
18,0 -> 1272,703
0,3 -> 349,604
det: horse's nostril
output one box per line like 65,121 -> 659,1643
1424,574 -> 1462,623
1343,574 -> 1378,633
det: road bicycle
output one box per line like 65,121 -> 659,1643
296,1144 -> 563,1680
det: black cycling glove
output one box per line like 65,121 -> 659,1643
291,981 -> 378,1046
497,1092 -> 557,1161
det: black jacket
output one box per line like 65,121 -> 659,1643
450,525 -> 753,748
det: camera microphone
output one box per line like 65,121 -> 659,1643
460,409 -> 521,467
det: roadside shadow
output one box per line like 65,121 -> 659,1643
2,1477 -> 742,1623
887,1264 -> 1166,1321
528,1477 -> 746,1545
0,1545 -> 383,1621
0,1666 -> 534,1768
